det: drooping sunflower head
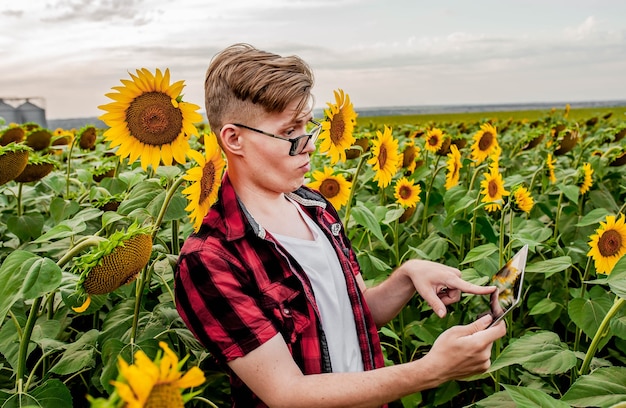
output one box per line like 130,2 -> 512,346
511,185 -> 534,214
470,123 -> 499,165
0,124 -> 25,146
393,177 -> 421,208
577,162 -> 594,194
554,129 -> 578,156
307,166 -> 352,211
0,142 -> 31,186
401,141 -> 421,174
71,224 -> 154,313
98,68 -> 203,171
88,341 -> 205,408
587,214 -> 626,275
51,128 -> 74,151
366,126 -> 401,189
424,128 -> 445,153
345,136 -> 370,160
182,133 -> 226,232
14,152 -> 57,183
480,166 -> 509,212
444,144 -> 462,190
24,128 -> 52,151
78,125 -> 98,150
318,89 -> 357,164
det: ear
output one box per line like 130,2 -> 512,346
220,124 -> 244,157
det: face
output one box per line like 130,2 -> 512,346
233,99 -> 316,195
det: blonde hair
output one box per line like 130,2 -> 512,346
204,43 -> 314,136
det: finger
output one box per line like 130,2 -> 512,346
465,314 -> 493,335
422,290 -> 447,318
450,279 -> 497,295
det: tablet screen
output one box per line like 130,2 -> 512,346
465,245 -> 528,327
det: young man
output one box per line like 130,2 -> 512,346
175,43 -> 506,408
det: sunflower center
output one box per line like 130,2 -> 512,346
428,136 -> 439,146
126,92 -> 183,146
320,179 -> 340,198
145,383 -> 184,408
488,180 -> 499,197
378,146 -> 388,168
330,113 -> 346,145
402,146 -> 416,168
399,185 -> 413,200
199,162 -> 216,206
479,132 -> 493,151
598,229 -> 622,257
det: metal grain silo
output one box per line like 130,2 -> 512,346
0,99 -> 19,124
17,100 -> 47,128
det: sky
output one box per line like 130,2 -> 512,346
1,0 -> 626,120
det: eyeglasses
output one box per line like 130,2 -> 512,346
233,120 -> 322,156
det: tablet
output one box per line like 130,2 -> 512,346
486,244 -> 528,328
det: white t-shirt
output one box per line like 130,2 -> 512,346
271,201 -> 364,373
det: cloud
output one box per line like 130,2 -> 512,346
40,0 -> 156,25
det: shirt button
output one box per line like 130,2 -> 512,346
282,307 -> 292,317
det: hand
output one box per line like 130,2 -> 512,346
399,259 -> 497,318
421,314 -> 506,381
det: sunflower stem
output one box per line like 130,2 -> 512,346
65,136 -> 78,198
420,158 -> 444,238
342,154 -> 368,227
17,182 -> 23,217
56,236 -> 108,268
578,296 -> 625,376
171,219 -> 180,255
16,297 -> 43,392
152,174 -> 186,241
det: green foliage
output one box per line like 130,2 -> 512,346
0,104 -> 625,407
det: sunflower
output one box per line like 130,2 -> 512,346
424,128 -> 445,153
511,185 -> 534,214
587,214 -> 626,275
444,144 -> 462,190
317,89 -> 357,164
367,126 -> 401,188
182,133 -> 226,232
0,124 -> 25,146
78,125 -> 98,150
0,143 -> 31,186
546,153 -> 557,184
577,162 -> 593,194
401,141 -> 421,174
308,166 -> 352,211
98,68 -> 203,171
71,224 -> 153,313
480,166 -> 509,212
14,153 -> 57,183
24,128 -> 52,151
393,177 -> 421,208
470,123 -> 499,165
87,341 -> 205,408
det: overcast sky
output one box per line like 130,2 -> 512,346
1,0 -> 625,119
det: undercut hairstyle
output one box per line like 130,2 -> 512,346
204,43 -> 315,136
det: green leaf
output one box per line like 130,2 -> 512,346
21,257 -> 63,299
415,234 -> 449,261
558,183 -> 579,203
118,180 -> 162,215
576,208 -> 611,227
350,204 -> 390,248
568,295 -> 613,339
562,367 -> 626,407
525,256 -> 572,277
490,331 -> 577,374
503,385 -> 570,408
0,251 -> 38,327
147,190 -> 188,222
49,197 -> 80,224
49,330 -> 99,375
608,259 -> 626,298
461,243 -> 498,265
2,379 -> 73,408
529,298 -> 558,315
6,212 -> 44,242
33,218 -> 86,242
475,391 -> 516,408
379,326 -> 400,341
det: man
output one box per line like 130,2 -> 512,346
175,43 -> 506,407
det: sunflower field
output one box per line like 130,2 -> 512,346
0,68 -> 625,407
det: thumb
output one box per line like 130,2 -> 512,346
463,314 -> 493,335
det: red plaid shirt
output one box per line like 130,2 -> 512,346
175,174 -> 386,407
